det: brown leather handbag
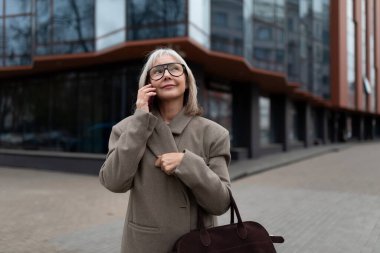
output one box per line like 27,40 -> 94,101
172,190 -> 284,252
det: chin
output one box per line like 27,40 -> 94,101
159,91 -> 184,99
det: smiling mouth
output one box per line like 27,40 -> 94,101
162,85 -> 175,89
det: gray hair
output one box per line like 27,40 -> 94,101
138,48 -> 202,116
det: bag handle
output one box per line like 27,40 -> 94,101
198,188 -> 242,228
197,188 -> 284,245
197,188 -> 248,246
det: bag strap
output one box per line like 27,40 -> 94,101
197,188 -> 284,244
197,188 -> 247,239
198,188 -> 243,226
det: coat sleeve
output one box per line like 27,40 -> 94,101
99,109 -> 158,193
174,130 -> 231,215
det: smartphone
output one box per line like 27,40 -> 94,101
145,82 -> 155,111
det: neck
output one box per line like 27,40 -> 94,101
158,99 -> 184,124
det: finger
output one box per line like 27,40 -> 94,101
145,91 -> 156,97
154,157 -> 161,167
138,88 -> 156,95
140,84 -> 155,90
164,166 -> 175,175
142,87 -> 156,92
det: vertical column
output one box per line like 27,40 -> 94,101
330,0 -> 348,107
338,112 -> 347,141
364,116 -> 375,140
321,108 -> 329,144
281,96 -> 290,151
376,117 -> 380,138
353,114 -> 364,140
249,86 -> 260,158
232,83 -> 256,159
330,111 -> 339,143
304,103 -> 313,147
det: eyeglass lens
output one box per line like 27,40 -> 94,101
149,63 -> 184,80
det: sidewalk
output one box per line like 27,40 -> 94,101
229,142 -> 351,181
2,141 -> 379,253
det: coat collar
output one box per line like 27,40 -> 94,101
151,107 -> 193,135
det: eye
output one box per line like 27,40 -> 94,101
169,64 -> 181,71
152,67 -> 163,75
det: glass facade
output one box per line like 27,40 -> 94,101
202,84 -> 233,139
259,96 -> 272,146
0,0 -> 33,66
289,0 -> 330,98
35,0 -> 95,55
2,0 -> 380,157
127,0 -> 186,40
251,0 -> 286,72
210,0 -> 243,55
0,63 -> 140,153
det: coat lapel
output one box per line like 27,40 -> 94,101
147,107 -> 193,157
146,108 -> 194,209
147,119 -> 178,157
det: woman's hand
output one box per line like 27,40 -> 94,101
155,152 -> 184,175
136,84 -> 156,112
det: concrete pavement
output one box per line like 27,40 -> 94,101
1,142 -> 380,253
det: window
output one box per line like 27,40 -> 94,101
35,0 -> 95,55
256,27 -> 273,41
204,89 -> 232,134
127,0 -> 186,40
213,12 -> 228,27
0,0 -> 33,66
259,97 -> 272,146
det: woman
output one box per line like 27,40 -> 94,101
99,48 -> 231,253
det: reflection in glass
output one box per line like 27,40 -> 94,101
205,89 -> 232,134
36,0 -> 52,49
129,25 -> 186,41
284,0 -> 330,98
53,0 -> 94,53
0,64 -> 141,153
127,0 -> 186,40
251,0 -> 285,72
5,16 -> 32,66
259,97 -> 272,146
6,0 -> 32,15
35,0 -> 95,55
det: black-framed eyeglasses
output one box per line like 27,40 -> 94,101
148,62 -> 186,81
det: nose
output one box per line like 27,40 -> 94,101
162,68 -> 171,78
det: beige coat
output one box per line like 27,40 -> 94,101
99,108 -> 231,253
